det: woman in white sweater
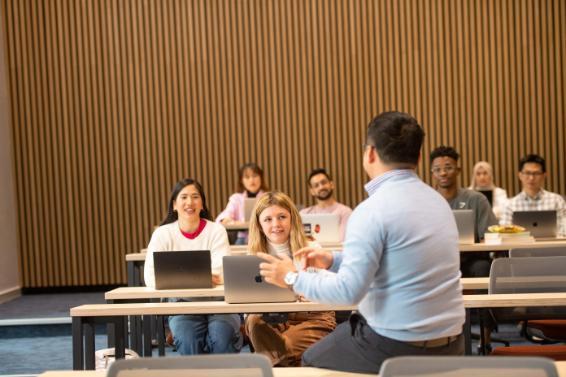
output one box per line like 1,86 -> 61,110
144,178 -> 242,355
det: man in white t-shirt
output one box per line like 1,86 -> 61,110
300,168 -> 353,241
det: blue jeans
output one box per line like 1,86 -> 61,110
168,314 -> 242,355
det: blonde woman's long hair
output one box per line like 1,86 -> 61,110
247,191 -> 308,254
469,161 -> 495,190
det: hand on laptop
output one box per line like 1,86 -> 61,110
294,247 -> 334,270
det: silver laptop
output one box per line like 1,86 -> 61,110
243,198 -> 258,221
223,255 -> 297,304
452,209 -> 475,244
153,250 -> 212,289
513,210 -> 557,238
300,213 -> 340,243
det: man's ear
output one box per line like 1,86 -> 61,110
368,146 -> 378,164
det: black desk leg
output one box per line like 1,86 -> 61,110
127,261 -> 136,287
464,308 -> 471,355
107,299 -> 115,348
72,317 -> 84,370
157,315 -> 166,356
142,315 -> 153,357
84,320 -> 96,370
479,309 -> 487,355
114,316 -> 126,360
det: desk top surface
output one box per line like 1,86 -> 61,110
39,367 -> 376,377
126,239 -> 566,261
72,292 -> 566,317
34,362 -> 566,377
106,278 -> 489,300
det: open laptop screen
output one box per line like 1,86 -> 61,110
153,250 -> 212,289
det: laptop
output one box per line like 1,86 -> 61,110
300,213 -> 340,243
153,250 -> 212,289
452,209 -> 475,244
513,210 -> 557,238
223,255 -> 297,304
478,190 -> 493,207
243,198 -> 258,221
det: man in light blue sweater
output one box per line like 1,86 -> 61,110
259,111 -> 465,373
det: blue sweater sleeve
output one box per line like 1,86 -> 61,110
293,205 -> 383,305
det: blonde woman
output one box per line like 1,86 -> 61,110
245,191 -> 336,366
468,161 -> 508,219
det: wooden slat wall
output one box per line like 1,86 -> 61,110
1,0 -> 564,287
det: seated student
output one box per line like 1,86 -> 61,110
144,178 -> 242,355
468,161 -> 508,219
300,168 -> 353,241
500,154 -> 566,237
430,146 -> 497,277
216,162 -> 269,244
245,191 -> 336,366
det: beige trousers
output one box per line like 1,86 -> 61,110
245,311 -> 336,366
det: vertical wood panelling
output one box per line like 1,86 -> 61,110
1,0 -> 565,287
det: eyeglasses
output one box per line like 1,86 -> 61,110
431,166 -> 457,174
520,170 -> 544,177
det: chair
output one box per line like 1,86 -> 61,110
379,356 -> 558,377
488,256 -> 566,359
107,354 -> 273,377
509,246 -> 566,258
509,247 -> 566,343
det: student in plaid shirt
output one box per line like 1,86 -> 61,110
500,154 -> 566,237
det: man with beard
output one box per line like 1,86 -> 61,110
300,168 -> 352,241
430,146 -> 497,277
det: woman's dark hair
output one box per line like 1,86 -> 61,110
161,178 -> 212,225
237,162 -> 269,192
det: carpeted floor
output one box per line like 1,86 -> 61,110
0,292 -> 105,321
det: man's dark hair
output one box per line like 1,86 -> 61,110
430,146 -> 460,164
307,168 -> 332,186
519,154 -> 546,173
366,111 -> 424,165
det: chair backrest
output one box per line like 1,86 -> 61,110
379,356 -> 559,377
509,246 -> 566,258
488,256 -> 566,321
489,256 -> 566,294
106,354 -> 273,377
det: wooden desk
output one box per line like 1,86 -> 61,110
223,221 -> 250,231
125,246 -> 249,287
461,277 -> 489,290
106,278 -> 487,359
41,367 -> 376,377
107,278 -> 489,302
459,239 -> 566,252
71,300 -> 355,370
105,286 -> 225,301
39,362 -> 566,377
72,293 -> 566,369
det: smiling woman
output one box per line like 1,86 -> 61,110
143,178 -> 242,356
245,191 -> 336,366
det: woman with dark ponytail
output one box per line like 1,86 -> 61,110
144,178 -> 242,355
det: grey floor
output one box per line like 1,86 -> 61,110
0,292 -> 107,375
